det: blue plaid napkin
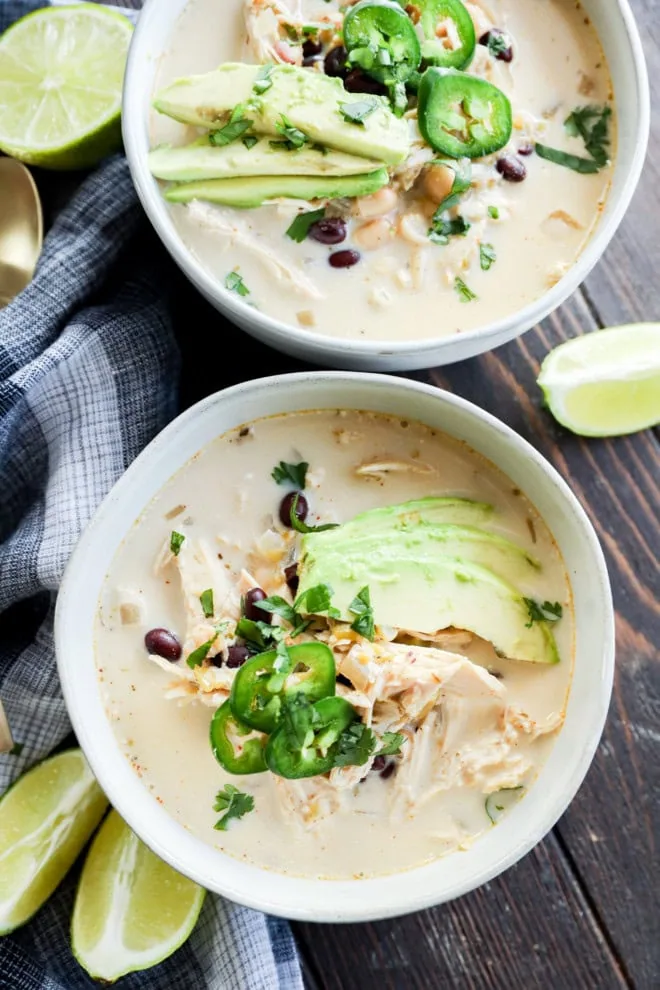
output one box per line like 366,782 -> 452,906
0,3 -> 302,987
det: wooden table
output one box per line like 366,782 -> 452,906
46,0 -> 660,983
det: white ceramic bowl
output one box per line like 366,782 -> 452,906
122,0 -> 649,372
56,373 -> 614,922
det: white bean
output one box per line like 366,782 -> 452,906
355,186 -> 398,218
397,212 -> 429,246
354,219 -> 395,251
423,164 -> 455,204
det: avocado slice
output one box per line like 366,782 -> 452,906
301,523 -> 541,590
153,63 -> 411,166
164,169 -> 389,207
297,553 -> 559,664
149,137 -> 383,182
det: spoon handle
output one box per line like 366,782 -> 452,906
0,699 -> 14,754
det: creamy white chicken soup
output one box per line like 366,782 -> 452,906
96,410 -> 573,880
149,0 -> 614,342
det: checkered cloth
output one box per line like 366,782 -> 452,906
0,3 -> 302,987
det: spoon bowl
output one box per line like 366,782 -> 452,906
0,158 -> 43,307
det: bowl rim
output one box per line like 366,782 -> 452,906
121,0 -> 650,360
55,371 -> 615,922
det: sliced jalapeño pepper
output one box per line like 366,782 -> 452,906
229,642 -> 335,734
210,700 -> 267,775
417,0 -> 476,70
418,67 -> 512,158
343,0 -> 421,85
265,695 -> 357,779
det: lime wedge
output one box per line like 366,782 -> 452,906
72,810 -> 206,981
0,4 -> 133,170
0,749 -> 108,934
537,323 -> 660,437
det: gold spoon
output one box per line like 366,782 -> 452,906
0,157 -> 43,308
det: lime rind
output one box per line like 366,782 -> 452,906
0,4 -> 133,169
538,324 -> 660,437
0,749 -> 108,934
72,810 -> 205,982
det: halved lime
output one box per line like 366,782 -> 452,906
0,749 -> 108,934
72,810 -> 206,982
0,4 -> 133,170
538,323 -> 660,437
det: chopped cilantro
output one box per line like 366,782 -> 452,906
253,64 -> 274,94
333,721 -> 377,768
186,630 -> 220,668
256,595 -> 298,625
377,732 -> 405,756
199,589 -> 214,618
487,32 -> 512,58
242,135 -> 258,150
480,243 -> 497,271
454,277 -> 477,302
339,100 -> 378,125
170,531 -> 185,556
225,271 -> 250,297
535,143 -> 601,174
564,105 -> 611,166
429,215 -> 471,245
286,208 -> 325,243
348,586 -> 375,641
271,460 -> 308,487
488,205 -> 500,219
275,114 -> 308,149
213,784 -> 254,830
209,105 -> 252,146
289,493 -> 339,534
235,617 -> 284,652
295,583 -> 340,619
523,598 -> 564,628
267,641 -> 295,693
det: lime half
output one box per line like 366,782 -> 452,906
0,749 -> 108,934
0,4 -> 133,169
538,323 -> 660,437
72,810 -> 206,982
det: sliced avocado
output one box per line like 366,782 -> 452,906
301,523 -> 541,590
164,169 -> 389,207
297,553 -> 559,664
149,137 -> 383,182
153,63 -> 411,166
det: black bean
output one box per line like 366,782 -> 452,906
144,628 -> 182,662
225,645 -> 251,668
329,249 -> 361,269
372,755 -> 387,773
479,28 -> 513,62
344,69 -> 388,96
380,761 -> 396,780
284,562 -> 299,594
336,673 -> 353,688
309,216 -> 347,245
303,38 -> 323,60
518,143 -> 534,156
496,155 -> 527,182
244,587 -> 272,623
280,491 -> 308,528
324,45 -> 348,78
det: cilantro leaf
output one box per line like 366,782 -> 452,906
454,277 -> 477,302
340,100 -> 378,125
377,732 -> 405,756
295,583 -> 340,619
272,460 -> 308,488
286,208 -> 325,243
213,784 -> 255,830
209,117 -> 252,147
535,143 -> 601,174
275,114 -> 308,149
487,32 -> 512,58
199,588 -> 214,618
170,531 -> 185,556
488,205 -> 500,219
428,215 -> 471,245
564,105 -> 611,166
186,630 -> 220,668
289,493 -> 339,534
243,135 -> 258,150
235,617 -> 284,652
348,586 -> 375,641
255,595 -> 298,625
225,271 -> 250,296
523,598 -> 564,628
333,721 -> 377,768
253,64 -> 274,94
267,641 -> 295,693
480,243 -> 496,271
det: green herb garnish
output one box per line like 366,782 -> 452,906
225,271 -> 250,297
213,784 -> 255,831
564,105 -> 611,166
186,630 -> 220,668
454,277 -> 477,303
535,143 -> 601,174
267,641 -> 295,693
333,721 -> 377,768
199,589 -> 214,618
235,617 -> 284,652
275,114 -> 308,149
296,583 -> 341,619
487,32 -> 511,58
209,117 -> 252,147
256,595 -> 298,625
170,531 -> 185,556
348,586 -> 375,641
253,64 -> 274,94
286,208 -> 325,243
429,215 -> 471,245
523,598 -> 564,628
339,100 -> 378,125
488,205 -> 500,219
272,460 -> 308,487
480,243 -> 496,271
377,732 -> 405,756
289,493 -> 339,534
242,135 -> 258,150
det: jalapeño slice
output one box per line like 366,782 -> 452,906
418,67 -> 512,158
265,695 -> 358,780
418,0 -> 476,70
229,642 -> 335,734
210,700 -> 267,775
343,0 -> 422,85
